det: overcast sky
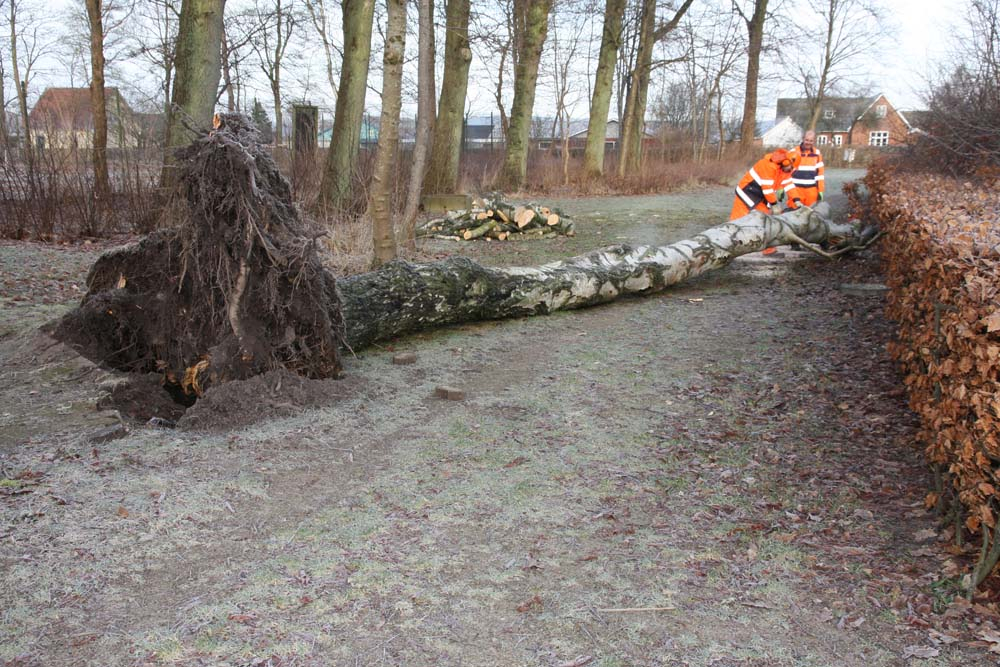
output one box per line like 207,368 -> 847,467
39,0 -> 962,122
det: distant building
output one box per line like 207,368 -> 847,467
774,93 -> 917,149
759,116 -> 803,148
535,119 -> 656,154
317,118 -> 379,148
463,116 -> 503,150
29,87 -> 139,151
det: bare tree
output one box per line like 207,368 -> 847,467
496,0 -> 553,191
129,0 -> 181,117
917,0 -> 1000,172
84,1 -> 133,201
161,0 -> 226,187
734,0 -> 768,154
8,0 -> 55,159
582,0 -> 625,178
302,0 -> 340,98
368,0 -> 406,267
617,0 -> 694,177
422,0 -> 470,195
547,6 -> 581,185
400,0 -> 434,242
219,6 -> 264,111
247,0 -> 298,145
789,0 -> 883,130
318,0 -> 375,212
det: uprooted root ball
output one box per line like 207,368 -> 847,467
55,114 -> 344,397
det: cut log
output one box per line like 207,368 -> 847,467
547,213 -> 560,227
463,219 -> 498,240
516,207 -> 536,228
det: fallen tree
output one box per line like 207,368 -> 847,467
54,117 -> 872,395
339,205 -> 865,350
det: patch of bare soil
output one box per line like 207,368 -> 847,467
176,369 -> 365,431
1,172 -> 997,666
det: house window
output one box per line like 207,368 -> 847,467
869,131 -> 889,146
538,141 -> 551,150
875,104 -> 887,118
833,134 -> 843,146
817,135 -> 829,145
823,109 -> 835,119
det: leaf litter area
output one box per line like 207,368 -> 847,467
2,173 -> 999,666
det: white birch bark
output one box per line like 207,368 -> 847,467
338,204 -> 857,349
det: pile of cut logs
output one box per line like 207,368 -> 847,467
416,195 -> 575,241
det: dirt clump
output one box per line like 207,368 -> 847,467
176,368 -> 361,431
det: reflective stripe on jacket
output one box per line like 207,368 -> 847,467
735,155 -> 795,209
788,145 -> 824,192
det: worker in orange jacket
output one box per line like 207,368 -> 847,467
786,130 -> 825,209
729,148 -> 800,221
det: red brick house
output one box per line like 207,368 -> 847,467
29,87 -> 139,151
773,93 -> 917,149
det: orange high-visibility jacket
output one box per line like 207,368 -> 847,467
788,144 -> 825,193
734,154 -> 796,211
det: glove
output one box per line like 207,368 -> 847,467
776,189 -> 785,201
818,192 -> 825,201
792,198 -> 802,208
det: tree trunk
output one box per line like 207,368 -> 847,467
617,0 -> 655,178
221,28 -> 236,111
0,63 -> 8,163
368,0 -> 407,268
738,0 -> 768,154
318,0 -> 376,212
582,0 -> 626,180
10,2 -> 31,163
272,78 -> 282,145
162,0 -> 226,188
618,0 -> 694,177
400,0 -> 435,245
807,0 -> 836,131
86,0 -> 112,203
57,193 -> 860,373
339,203 -> 856,350
496,0 -> 553,192
421,0 -> 470,195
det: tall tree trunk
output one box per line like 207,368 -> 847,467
737,0 -> 768,154
161,0 -> 226,188
0,63 -> 8,163
496,0 -> 552,192
10,2 -> 31,162
618,0 -> 694,177
493,42 -> 509,139
271,77 -> 282,145
807,0 -> 836,131
86,0 -> 111,203
400,0 -> 435,245
421,0 -> 470,195
368,0 -> 406,268
582,0 -> 626,179
617,0 -> 655,178
318,0 -> 376,212
221,29 -> 236,111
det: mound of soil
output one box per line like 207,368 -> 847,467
176,368 -> 362,431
